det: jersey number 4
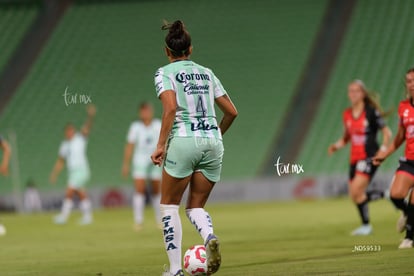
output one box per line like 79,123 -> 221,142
196,95 -> 207,118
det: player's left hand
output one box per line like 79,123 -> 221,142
151,146 -> 165,166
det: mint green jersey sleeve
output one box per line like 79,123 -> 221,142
154,67 -> 175,98
213,74 -> 227,98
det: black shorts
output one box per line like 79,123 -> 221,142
349,158 -> 378,181
396,157 -> 414,179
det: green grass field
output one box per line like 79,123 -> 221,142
0,198 -> 412,275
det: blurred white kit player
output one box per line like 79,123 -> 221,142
50,105 -> 96,225
23,181 -> 42,213
0,135 -> 11,235
122,102 -> 162,230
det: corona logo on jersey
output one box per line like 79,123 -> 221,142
406,125 -> 414,139
401,106 -> 414,138
175,72 -> 210,83
351,134 -> 366,145
403,108 -> 409,117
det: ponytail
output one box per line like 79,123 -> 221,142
353,80 -> 392,117
161,20 -> 192,58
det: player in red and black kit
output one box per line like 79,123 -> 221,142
0,135 -> 11,235
328,80 -> 392,236
374,68 -> 414,249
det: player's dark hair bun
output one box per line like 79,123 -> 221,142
162,20 -> 191,58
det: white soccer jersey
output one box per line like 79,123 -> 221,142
154,60 -> 227,139
127,119 -> 161,165
59,133 -> 89,172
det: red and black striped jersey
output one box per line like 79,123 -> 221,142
398,99 -> 414,160
343,105 -> 385,164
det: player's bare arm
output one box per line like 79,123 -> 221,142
50,157 -> 65,184
373,124 -> 405,165
151,90 -> 176,166
328,129 -> 350,155
81,104 -> 96,137
215,94 -> 238,136
0,139 -> 11,176
122,142 -> 134,178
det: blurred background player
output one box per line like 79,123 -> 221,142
0,136 -> 11,176
49,104 -> 96,225
122,102 -> 162,231
23,179 -> 42,213
328,80 -> 392,235
374,68 -> 414,249
0,135 -> 11,235
152,20 -> 238,276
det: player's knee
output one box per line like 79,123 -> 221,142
390,186 -> 407,198
161,195 -> 181,205
349,187 -> 362,202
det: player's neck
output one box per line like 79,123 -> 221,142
142,119 -> 152,126
351,101 -> 364,117
169,56 -> 190,63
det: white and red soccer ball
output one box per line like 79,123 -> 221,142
183,245 -> 208,275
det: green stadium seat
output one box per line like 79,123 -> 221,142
0,0 -> 327,192
298,0 -> 414,175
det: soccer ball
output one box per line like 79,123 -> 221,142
183,245 -> 208,275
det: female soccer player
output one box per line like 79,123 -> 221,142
122,102 -> 162,230
374,68 -> 414,249
152,20 -> 238,276
0,135 -> 11,235
328,80 -> 392,235
50,104 -> 96,225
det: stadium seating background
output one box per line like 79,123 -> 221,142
1,0 -> 413,194
298,0 -> 414,175
0,0 -> 327,192
0,3 -> 38,74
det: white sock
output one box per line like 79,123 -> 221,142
186,208 -> 214,243
160,204 -> 182,273
151,194 -> 161,223
133,193 -> 145,225
60,199 -> 73,219
80,199 -> 92,219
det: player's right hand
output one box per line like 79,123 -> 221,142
151,146 -> 165,166
327,144 -> 337,155
372,154 -> 385,166
87,104 -> 97,117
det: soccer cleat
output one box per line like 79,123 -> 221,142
53,215 -> 67,225
161,266 -> 184,276
397,213 -> 407,233
133,224 -> 143,232
398,239 -> 413,249
383,189 -> 390,200
205,234 -> 221,274
79,215 -> 93,225
351,224 -> 372,236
